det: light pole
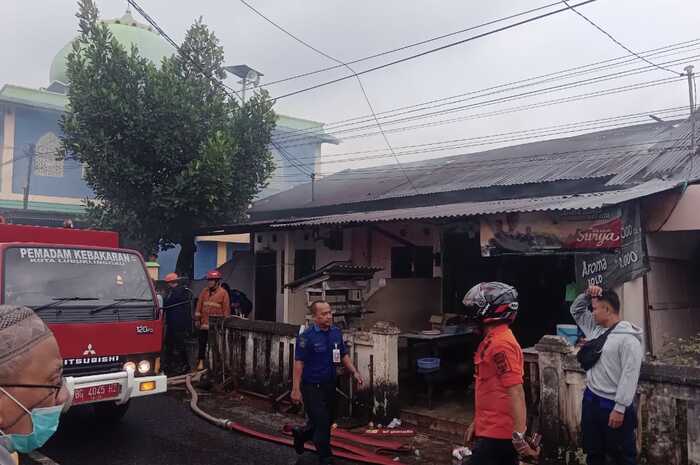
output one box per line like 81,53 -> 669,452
223,65 -> 263,103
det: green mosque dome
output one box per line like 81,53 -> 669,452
49,11 -> 174,85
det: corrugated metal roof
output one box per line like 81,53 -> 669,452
271,179 -> 680,227
253,119 -> 696,214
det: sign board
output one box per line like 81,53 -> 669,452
17,247 -> 137,266
480,208 -> 623,256
575,203 -> 649,289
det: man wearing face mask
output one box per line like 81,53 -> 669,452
0,305 -> 69,464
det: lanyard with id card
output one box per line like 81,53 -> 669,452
333,343 -> 341,364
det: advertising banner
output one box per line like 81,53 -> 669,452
481,208 -> 623,256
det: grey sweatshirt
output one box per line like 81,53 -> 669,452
0,444 -> 15,465
570,293 -> 644,413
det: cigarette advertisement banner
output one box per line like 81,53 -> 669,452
575,203 -> 649,289
480,208 -> 623,257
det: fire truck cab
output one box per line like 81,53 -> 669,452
0,223 -> 166,420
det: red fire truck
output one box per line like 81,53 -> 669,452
0,223 -> 166,420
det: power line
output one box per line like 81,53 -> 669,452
270,0 -> 598,100
561,0 -> 683,77
272,113 -> 689,175
237,0 -> 420,195
126,0 -> 243,101
270,105 -> 688,168
273,73 -> 688,149
271,42 -> 700,145
252,1 -> 566,89
272,51 -> 699,144
270,140 -> 313,177
272,38 -> 700,141
127,1 -> 314,180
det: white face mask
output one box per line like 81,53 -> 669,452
0,387 -> 64,453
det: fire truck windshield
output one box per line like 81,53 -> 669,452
3,246 -> 154,319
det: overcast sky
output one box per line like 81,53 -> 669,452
3,0 -> 699,180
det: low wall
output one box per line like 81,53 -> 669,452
528,335 -> 700,465
208,317 -> 401,423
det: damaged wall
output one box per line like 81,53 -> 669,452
528,335 -> 700,465
208,317 -> 402,424
646,231 -> 700,354
364,278 -> 442,332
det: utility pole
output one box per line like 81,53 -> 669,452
23,144 -> 35,210
685,65 -> 696,160
240,75 -> 247,104
311,172 -> 316,202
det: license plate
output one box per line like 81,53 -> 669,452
73,383 -> 122,404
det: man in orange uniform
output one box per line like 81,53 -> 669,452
194,270 -> 230,370
463,282 -> 539,465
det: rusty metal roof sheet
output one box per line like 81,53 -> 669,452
271,179 -> 681,227
253,120 -> 691,213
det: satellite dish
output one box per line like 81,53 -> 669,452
246,70 -> 260,86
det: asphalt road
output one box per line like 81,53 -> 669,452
37,394 -> 312,465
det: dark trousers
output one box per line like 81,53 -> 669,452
469,438 -> 519,465
581,389 -> 637,465
299,382 -> 337,464
163,330 -> 189,374
198,329 -> 209,360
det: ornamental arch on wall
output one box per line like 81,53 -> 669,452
33,132 -> 64,177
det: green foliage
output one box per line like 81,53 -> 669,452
61,0 -> 275,274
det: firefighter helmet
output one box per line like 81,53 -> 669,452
206,270 -> 222,280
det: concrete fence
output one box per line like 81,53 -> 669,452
208,317 -> 402,423
527,335 -> 700,465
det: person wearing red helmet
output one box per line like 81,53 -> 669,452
462,282 -> 539,465
194,270 -> 230,371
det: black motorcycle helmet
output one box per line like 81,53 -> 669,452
462,281 -> 519,324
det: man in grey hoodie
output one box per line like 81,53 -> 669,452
570,285 -> 643,465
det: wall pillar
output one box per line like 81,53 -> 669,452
282,231 -> 295,323
621,276 -> 647,349
216,241 -> 227,267
366,322 -> 400,423
534,335 -> 574,457
1,108 -> 15,195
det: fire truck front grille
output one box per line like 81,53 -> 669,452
38,305 -> 155,324
63,361 -> 124,377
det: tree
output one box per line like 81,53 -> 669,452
61,0 -> 276,276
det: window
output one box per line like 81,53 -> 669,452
391,246 -> 433,278
33,132 -> 64,177
294,249 -> 316,280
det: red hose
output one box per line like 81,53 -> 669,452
226,421 -> 404,465
282,424 -> 411,456
332,428 -> 409,451
184,376 -> 408,465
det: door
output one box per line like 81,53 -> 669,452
255,251 -> 277,321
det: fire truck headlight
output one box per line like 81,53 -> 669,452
123,361 -> 136,372
137,360 -> 151,374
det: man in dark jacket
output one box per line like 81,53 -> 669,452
162,273 -> 192,375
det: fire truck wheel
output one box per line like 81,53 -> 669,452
93,400 -> 130,423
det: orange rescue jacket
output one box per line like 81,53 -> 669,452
195,286 -> 230,329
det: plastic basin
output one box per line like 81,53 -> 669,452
417,357 -> 440,370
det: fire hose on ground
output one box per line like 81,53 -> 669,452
181,375 -> 410,465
